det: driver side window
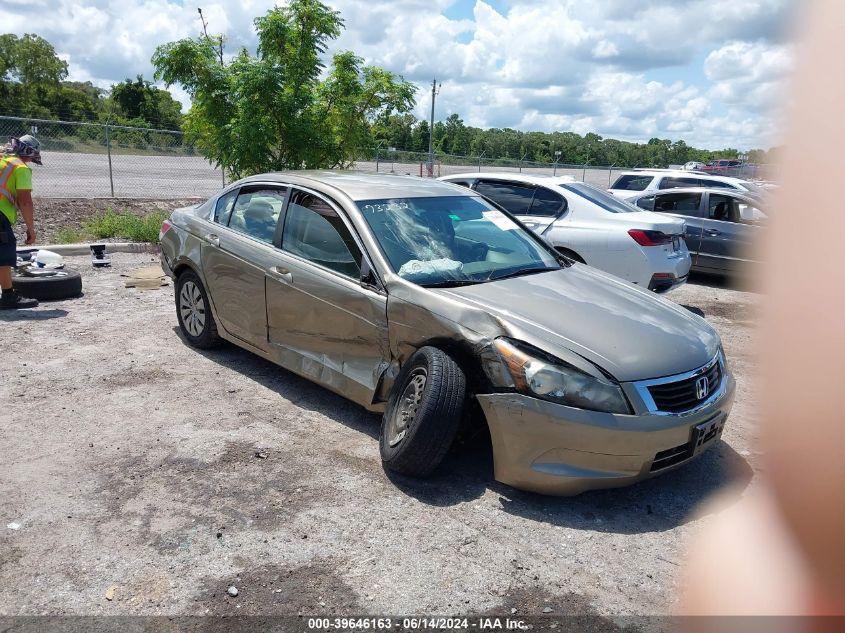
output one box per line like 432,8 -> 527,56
282,191 -> 362,278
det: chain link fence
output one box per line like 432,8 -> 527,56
0,115 -> 224,198
1,115 -> 768,199
361,148 -> 626,188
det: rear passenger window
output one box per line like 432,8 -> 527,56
214,189 -> 238,225
282,191 -> 362,278
228,187 -> 287,243
653,192 -> 702,216
658,177 -> 702,189
529,187 -> 565,216
610,175 -> 653,191
474,181 -> 535,215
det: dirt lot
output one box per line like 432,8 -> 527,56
0,253 -> 761,623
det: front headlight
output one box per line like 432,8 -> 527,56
480,338 -> 632,415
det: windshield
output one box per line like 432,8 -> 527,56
357,196 -> 560,287
559,182 -> 638,213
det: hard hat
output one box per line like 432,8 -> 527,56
9,135 -> 43,165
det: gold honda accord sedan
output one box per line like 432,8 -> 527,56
160,171 -> 735,495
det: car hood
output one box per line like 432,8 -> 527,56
440,265 -> 719,382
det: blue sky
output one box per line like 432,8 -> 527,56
2,0 -> 796,149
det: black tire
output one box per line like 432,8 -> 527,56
380,346 -> 466,477
555,247 -> 585,264
175,270 -> 221,349
12,269 -> 82,300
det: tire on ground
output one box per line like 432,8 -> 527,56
12,269 -> 83,300
380,346 -> 467,477
175,269 -> 221,349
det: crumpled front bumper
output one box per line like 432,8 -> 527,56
476,374 -> 735,496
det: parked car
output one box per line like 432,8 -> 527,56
160,171 -> 735,496
438,172 -> 690,293
701,159 -> 743,172
683,161 -> 705,171
609,169 -> 766,201
629,187 -> 767,276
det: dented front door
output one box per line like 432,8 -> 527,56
265,189 -> 390,408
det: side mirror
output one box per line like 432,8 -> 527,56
360,259 -> 381,290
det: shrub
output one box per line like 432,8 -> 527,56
82,209 -> 169,243
54,227 -> 89,244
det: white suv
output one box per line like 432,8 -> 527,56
609,169 -> 766,201
439,172 -> 691,293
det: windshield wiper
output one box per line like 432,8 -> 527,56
486,266 -> 557,282
419,278 -> 485,288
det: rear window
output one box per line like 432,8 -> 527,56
636,195 -> 655,211
560,182 -> 637,213
704,179 -> 735,189
653,192 -> 702,216
610,174 -> 653,191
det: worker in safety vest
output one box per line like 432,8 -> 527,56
0,135 -> 41,309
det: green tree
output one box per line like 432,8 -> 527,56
109,75 -> 183,129
152,0 -> 415,177
0,33 -> 69,116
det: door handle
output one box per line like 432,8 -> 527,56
705,229 -> 721,236
267,266 -> 292,283
206,233 -> 220,246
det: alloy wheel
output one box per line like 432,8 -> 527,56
179,280 -> 206,338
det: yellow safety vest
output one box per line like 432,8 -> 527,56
0,155 -> 27,224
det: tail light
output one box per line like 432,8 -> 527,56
628,229 -> 673,246
159,219 -> 173,242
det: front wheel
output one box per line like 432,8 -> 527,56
380,346 -> 466,477
175,270 -> 220,349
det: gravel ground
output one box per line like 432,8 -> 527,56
0,253 -> 761,623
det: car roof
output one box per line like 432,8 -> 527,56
440,172 -> 577,186
236,170 -> 474,201
628,187 -> 760,202
614,169 -> 744,184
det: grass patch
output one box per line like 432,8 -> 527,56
83,209 -> 169,243
54,227 -> 90,244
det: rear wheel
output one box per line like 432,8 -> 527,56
175,270 -> 220,349
380,346 -> 466,477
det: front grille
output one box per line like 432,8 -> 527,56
647,359 -> 722,413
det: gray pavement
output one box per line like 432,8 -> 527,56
34,152 -> 622,198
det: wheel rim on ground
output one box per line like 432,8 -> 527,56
387,367 -> 428,448
179,280 -> 206,338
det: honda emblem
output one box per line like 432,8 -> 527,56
695,376 -> 709,400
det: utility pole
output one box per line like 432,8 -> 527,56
198,8 -> 224,65
427,78 -> 440,177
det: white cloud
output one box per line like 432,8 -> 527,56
704,40 -> 793,110
3,0 -> 796,149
